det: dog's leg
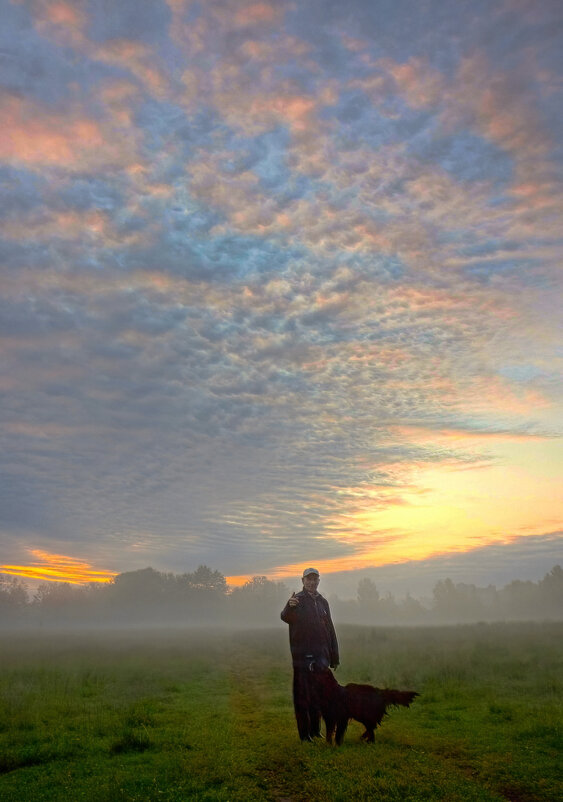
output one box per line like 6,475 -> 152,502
335,717 -> 348,746
324,716 -> 335,744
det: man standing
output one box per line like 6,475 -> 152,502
280,568 -> 340,741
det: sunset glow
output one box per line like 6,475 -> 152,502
1,550 -> 117,585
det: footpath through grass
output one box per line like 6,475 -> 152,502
0,622 -> 561,801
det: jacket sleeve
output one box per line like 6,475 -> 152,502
280,601 -> 297,623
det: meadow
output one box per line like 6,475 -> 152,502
0,622 -> 561,801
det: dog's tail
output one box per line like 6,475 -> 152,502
381,689 -> 419,709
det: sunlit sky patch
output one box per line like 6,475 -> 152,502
1,550 -> 117,585
1,0 -> 562,597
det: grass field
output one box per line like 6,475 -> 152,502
0,622 -> 561,801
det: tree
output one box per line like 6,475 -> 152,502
0,575 -> 28,620
432,578 -> 462,622
500,578 -> 538,620
31,581 -> 92,624
357,578 -> 380,607
538,565 -> 563,617
186,565 -> 227,595
399,593 -> 426,623
355,577 -> 381,623
229,576 -> 289,625
111,568 -> 168,604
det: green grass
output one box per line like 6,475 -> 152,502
0,623 -> 561,801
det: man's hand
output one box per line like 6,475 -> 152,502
288,591 -> 299,607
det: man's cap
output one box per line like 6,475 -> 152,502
302,567 -> 320,577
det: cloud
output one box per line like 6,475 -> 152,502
1,548 -> 117,584
1,0 -> 561,587
0,93 -> 140,173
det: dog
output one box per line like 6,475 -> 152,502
312,668 -> 419,745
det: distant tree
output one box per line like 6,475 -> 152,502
0,575 -> 29,621
378,591 -> 399,623
31,581 -> 93,624
229,576 -> 289,625
105,568 -> 174,623
102,565 -> 229,624
33,581 -> 79,606
479,584 -> 500,619
357,578 -> 380,607
399,592 -> 426,623
173,566 -> 228,623
111,568 -> 167,603
538,565 -> 563,617
186,565 -> 227,595
432,578 -> 462,622
500,578 -> 539,620
356,578 -> 381,624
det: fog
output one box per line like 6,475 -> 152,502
1,564 -> 562,631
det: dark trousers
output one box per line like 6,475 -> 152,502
292,666 -> 321,740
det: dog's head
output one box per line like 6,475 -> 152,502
312,666 -> 340,689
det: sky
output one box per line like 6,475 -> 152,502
1,0 -> 562,599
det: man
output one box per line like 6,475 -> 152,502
280,568 -> 340,741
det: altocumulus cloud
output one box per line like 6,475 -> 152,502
0,0 -> 562,593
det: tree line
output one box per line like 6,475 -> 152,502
1,564 -> 562,628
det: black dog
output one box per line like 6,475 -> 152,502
313,668 -> 419,745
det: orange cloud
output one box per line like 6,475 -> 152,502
26,0 -> 170,98
31,0 -> 89,48
366,50 -> 556,227
250,94 -> 317,132
1,208 -> 111,243
456,55 -> 551,165
0,95 -> 103,167
1,549 -> 117,585
94,40 -> 170,98
233,2 -> 280,26
0,94 -> 136,171
386,57 -> 446,108
390,424 -> 551,445
46,1 -> 83,26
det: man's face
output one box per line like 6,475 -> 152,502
302,573 -> 320,593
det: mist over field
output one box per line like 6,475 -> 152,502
1,563 -> 561,631
2,0 -> 562,606
1,620 -> 562,801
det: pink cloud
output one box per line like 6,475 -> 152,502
385,57 -> 447,108
25,1 -> 171,98
0,95 -> 110,168
30,0 -> 88,48
369,51 -> 555,200
249,93 -> 318,132
93,40 -> 170,98
1,207 -> 110,241
390,424 -> 551,444
233,2 -> 281,26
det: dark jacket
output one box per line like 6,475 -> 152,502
280,590 -> 339,669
